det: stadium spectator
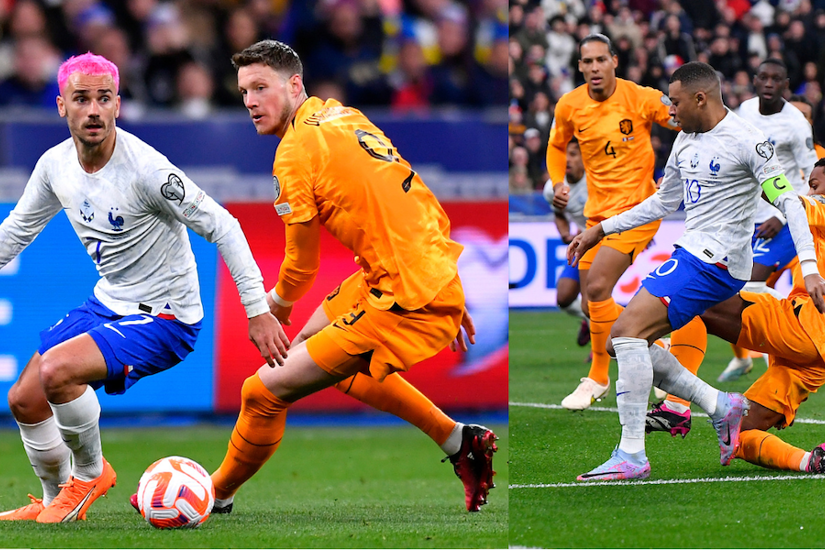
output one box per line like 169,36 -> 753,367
90,26 -> 147,118
0,35 -> 61,109
657,14 -> 697,65
0,0 -> 502,113
176,60 -> 215,119
524,127 -> 547,187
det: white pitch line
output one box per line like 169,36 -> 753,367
509,401 -> 825,425
511,473 -> 825,489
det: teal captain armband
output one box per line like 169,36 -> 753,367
761,173 -> 793,203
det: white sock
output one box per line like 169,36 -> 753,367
17,417 -> 71,506
560,296 -> 587,320
662,400 -> 689,415
801,452 -> 811,472
743,280 -> 784,300
649,344 -> 719,416
613,337 -> 652,456
440,423 -> 464,456
50,385 -> 103,481
215,496 -> 234,508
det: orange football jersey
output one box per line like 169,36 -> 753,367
547,79 -> 675,221
272,97 -> 463,311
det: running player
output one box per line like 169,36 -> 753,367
543,139 -> 590,347
548,34 -> 706,411
712,59 -> 817,384
207,40 -> 496,513
0,53 -> 288,522
569,61 -> 825,481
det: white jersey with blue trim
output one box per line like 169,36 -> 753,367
737,97 -> 817,224
602,109 -> 811,281
0,128 -> 269,324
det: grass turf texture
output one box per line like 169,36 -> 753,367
510,309 -> 825,549
0,423 -> 507,548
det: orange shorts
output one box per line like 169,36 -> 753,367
737,291 -> 825,428
306,270 -> 464,382
578,219 -> 660,270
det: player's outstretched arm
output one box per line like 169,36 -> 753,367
768,180 -> 824,311
248,312 -> 290,367
450,307 -> 476,352
567,223 -> 605,267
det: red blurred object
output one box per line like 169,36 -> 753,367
214,201 -> 508,413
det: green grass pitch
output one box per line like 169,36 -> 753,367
510,309 -> 825,549
0,421 -> 507,548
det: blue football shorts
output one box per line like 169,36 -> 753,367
38,296 -> 201,395
752,223 -> 796,269
641,247 -> 745,330
558,261 -> 580,283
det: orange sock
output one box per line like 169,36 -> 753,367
335,373 -> 456,446
735,429 -> 806,471
212,373 -> 290,499
731,343 -> 748,360
666,317 -> 707,408
587,298 -> 622,385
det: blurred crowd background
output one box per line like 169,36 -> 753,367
509,0 -> 825,194
0,0 -> 508,118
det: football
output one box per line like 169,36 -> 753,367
136,456 -> 215,529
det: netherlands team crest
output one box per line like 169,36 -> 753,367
619,119 -> 633,135
273,175 -> 281,201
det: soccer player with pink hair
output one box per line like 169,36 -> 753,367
0,52 -> 289,523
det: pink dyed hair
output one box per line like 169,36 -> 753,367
57,52 -> 120,95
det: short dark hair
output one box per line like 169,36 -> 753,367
231,39 -> 303,77
790,94 -> 812,108
815,157 -> 825,170
759,57 -> 788,77
670,61 -> 720,90
579,33 -> 615,56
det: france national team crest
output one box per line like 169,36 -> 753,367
161,174 -> 185,204
709,156 -> 721,177
80,200 -> 95,223
273,175 -> 281,201
108,208 -> 124,231
690,152 -> 699,169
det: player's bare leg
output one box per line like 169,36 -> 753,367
563,247 -> 631,410
1,353 -> 69,520
30,335 -> 116,523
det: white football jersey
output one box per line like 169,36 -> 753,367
603,109 -> 808,280
0,128 -> 269,324
737,98 -> 817,223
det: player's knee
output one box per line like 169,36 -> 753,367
7,380 -> 45,420
38,352 -> 72,397
240,374 -> 284,416
585,277 -> 612,301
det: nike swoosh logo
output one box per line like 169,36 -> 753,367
62,487 -> 96,522
578,127 -> 590,132
616,391 -> 629,396
722,425 -> 731,446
